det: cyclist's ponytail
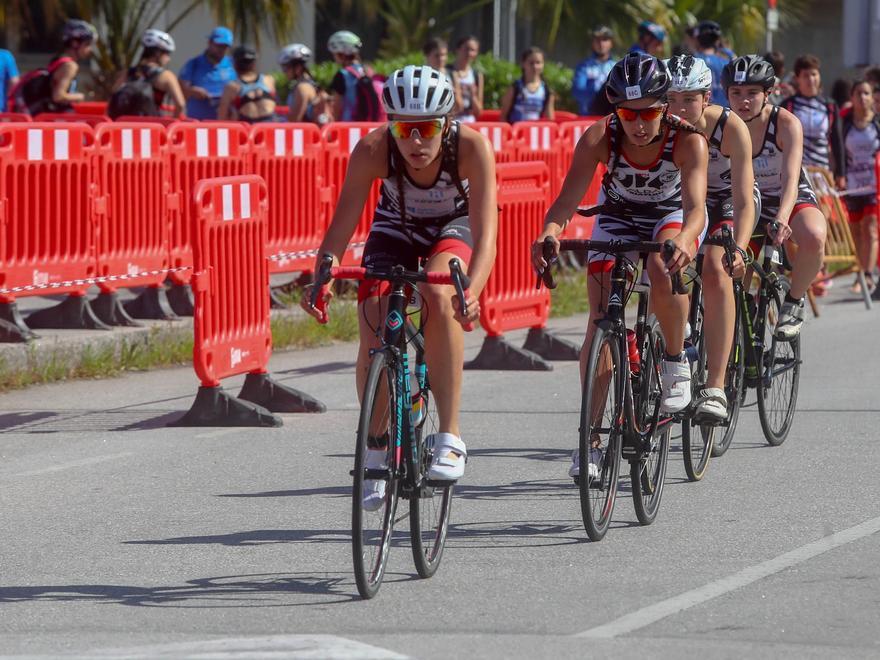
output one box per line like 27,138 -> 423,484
662,111 -> 708,141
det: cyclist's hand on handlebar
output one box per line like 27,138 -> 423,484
300,284 -> 333,323
771,220 -> 792,247
452,291 -> 480,329
665,233 -> 696,275
725,249 -> 747,279
531,231 -> 560,275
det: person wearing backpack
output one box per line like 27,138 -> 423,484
0,49 -> 19,112
108,29 -> 184,119
327,30 -> 386,122
10,19 -> 96,115
278,43 -> 332,125
447,35 -> 484,123
217,46 -> 277,123
500,46 -> 555,123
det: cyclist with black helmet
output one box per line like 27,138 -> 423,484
532,53 -> 709,480
302,66 -> 498,501
665,54 -> 757,422
724,55 -> 825,340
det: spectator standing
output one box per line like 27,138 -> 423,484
500,46 -> 554,123
423,38 -> 448,71
279,44 -> 331,125
831,78 -> 853,119
572,25 -> 617,116
629,21 -> 666,57
109,29 -> 184,118
692,20 -> 733,105
218,46 -> 276,123
178,27 -> 235,120
447,35 -> 484,123
782,54 -> 845,187
765,51 -> 795,105
0,48 -> 19,112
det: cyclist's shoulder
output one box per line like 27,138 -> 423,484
350,125 -> 389,171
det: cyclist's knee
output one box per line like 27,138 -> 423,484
646,255 -> 672,294
793,209 -> 827,254
702,253 -> 728,291
420,283 -> 454,317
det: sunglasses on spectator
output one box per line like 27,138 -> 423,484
615,106 -> 665,122
389,118 -> 445,139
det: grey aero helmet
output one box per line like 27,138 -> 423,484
382,65 -> 455,117
142,29 -> 175,52
605,53 -> 671,105
278,44 -> 312,66
666,54 -> 712,93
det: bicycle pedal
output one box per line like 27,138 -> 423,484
424,479 -> 455,488
360,468 -> 391,480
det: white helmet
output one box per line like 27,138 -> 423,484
382,65 -> 455,117
665,54 -> 712,93
327,30 -> 362,56
142,29 -> 175,52
278,43 -> 312,66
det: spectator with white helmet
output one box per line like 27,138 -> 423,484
279,43 -> 331,124
178,26 -> 236,119
665,54 -> 757,422
109,29 -> 185,118
303,65 -> 498,495
327,30 -> 377,121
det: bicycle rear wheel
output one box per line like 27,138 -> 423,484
408,337 -> 453,579
713,316 -> 745,457
578,327 -> 623,542
681,304 -> 714,481
757,280 -> 801,446
631,321 -> 670,524
352,351 -> 399,599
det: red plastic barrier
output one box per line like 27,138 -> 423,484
476,109 -> 502,122
479,161 -> 551,337
322,122 -> 383,264
166,122 -> 252,284
554,110 -> 579,123
115,115 -> 196,126
558,119 -> 605,239
191,175 -> 271,387
35,112 -> 110,128
72,101 -> 109,116
0,112 -> 31,122
513,121 -> 563,198
471,122 -> 516,163
251,123 -> 331,273
92,123 -> 170,292
0,123 -> 97,302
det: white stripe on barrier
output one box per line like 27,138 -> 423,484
27,129 -> 42,161
542,126 -> 551,150
121,129 -> 133,160
347,128 -> 361,154
196,128 -> 209,157
217,128 -> 229,157
222,184 -> 234,221
141,128 -> 151,159
54,129 -> 69,160
492,127 -> 502,152
573,126 -> 583,147
240,183 -> 251,219
274,128 -> 285,157
293,129 -> 303,157
529,126 -> 539,150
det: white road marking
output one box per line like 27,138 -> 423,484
575,514 -> 880,639
8,453 -> 132,479
194,428 -> 240,439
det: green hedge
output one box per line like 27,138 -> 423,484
272,53 -> 577,113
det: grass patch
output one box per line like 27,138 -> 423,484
549,268 -> 589,318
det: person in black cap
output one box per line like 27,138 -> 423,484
572,26 -> 617,116
218,45 -> 277,122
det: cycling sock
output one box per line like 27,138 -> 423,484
663,351 -> 686,362
784,293 -> 803,305
367,433 -> 389,449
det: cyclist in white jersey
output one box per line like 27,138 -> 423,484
532,53 -> 709,479
303,66 -> 497,505
724,55 -> 825,340
665,54 -> 757,422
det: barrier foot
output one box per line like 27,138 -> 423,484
167,283 -> 194,316
26,295 -> 111,331
464,335 -> 552,371
269,287 -> 289,309
124,286 -> 178,320
92,292 -> 142,327
0,302 -> 36,343
238,372 -> 326,413
170,385 -> 282,427
522,327 -> 581,361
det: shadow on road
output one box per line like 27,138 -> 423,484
0,408 -> 183,433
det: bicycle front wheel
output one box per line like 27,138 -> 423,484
578,327 -> 623,542
352,351 -> 399,599
713,315 -> 745,457
681,305 -> 714,481
757,280 -> 801,446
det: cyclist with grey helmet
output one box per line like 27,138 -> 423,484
302,66 -> 497,500
278,43 -> 330,124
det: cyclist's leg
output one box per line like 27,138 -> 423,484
702,214 -> 736,391
786,204 -> 827,299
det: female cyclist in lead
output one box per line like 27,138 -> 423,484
532,53 -> 709,479
302,66 -> 498,505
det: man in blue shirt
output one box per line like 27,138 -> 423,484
572,26 -> 617,116
178,27 -> 236,119
692,20 -> 733,106
629,21 -> 666,57
0,49 -> 20,112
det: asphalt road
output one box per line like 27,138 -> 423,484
0,285 -> 878,659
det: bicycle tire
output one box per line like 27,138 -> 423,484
408,333 -> 453,579
681,302 -> 714,481
757,278 -> 801,446
578,327 -> 623,542
352,351 -> 399,599
631,320 -> 671,524
713,316 -> 745,457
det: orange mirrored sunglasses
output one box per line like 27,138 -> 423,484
615,106 -> 665,122
389,118 -> 445,139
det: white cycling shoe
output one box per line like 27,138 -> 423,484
362,448 -> 388,512
427,433 -> 467,481
660,353 -> 692,413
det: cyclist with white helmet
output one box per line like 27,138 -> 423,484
327,30 -> 377,121
278,43 -> 331,124
110,29 -> 185,117
531,53 -> 709,480
665,54 -> 757,422
724,55 -> 825,340
302,65 -> 498,495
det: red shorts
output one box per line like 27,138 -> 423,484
848,204 -> 878,223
